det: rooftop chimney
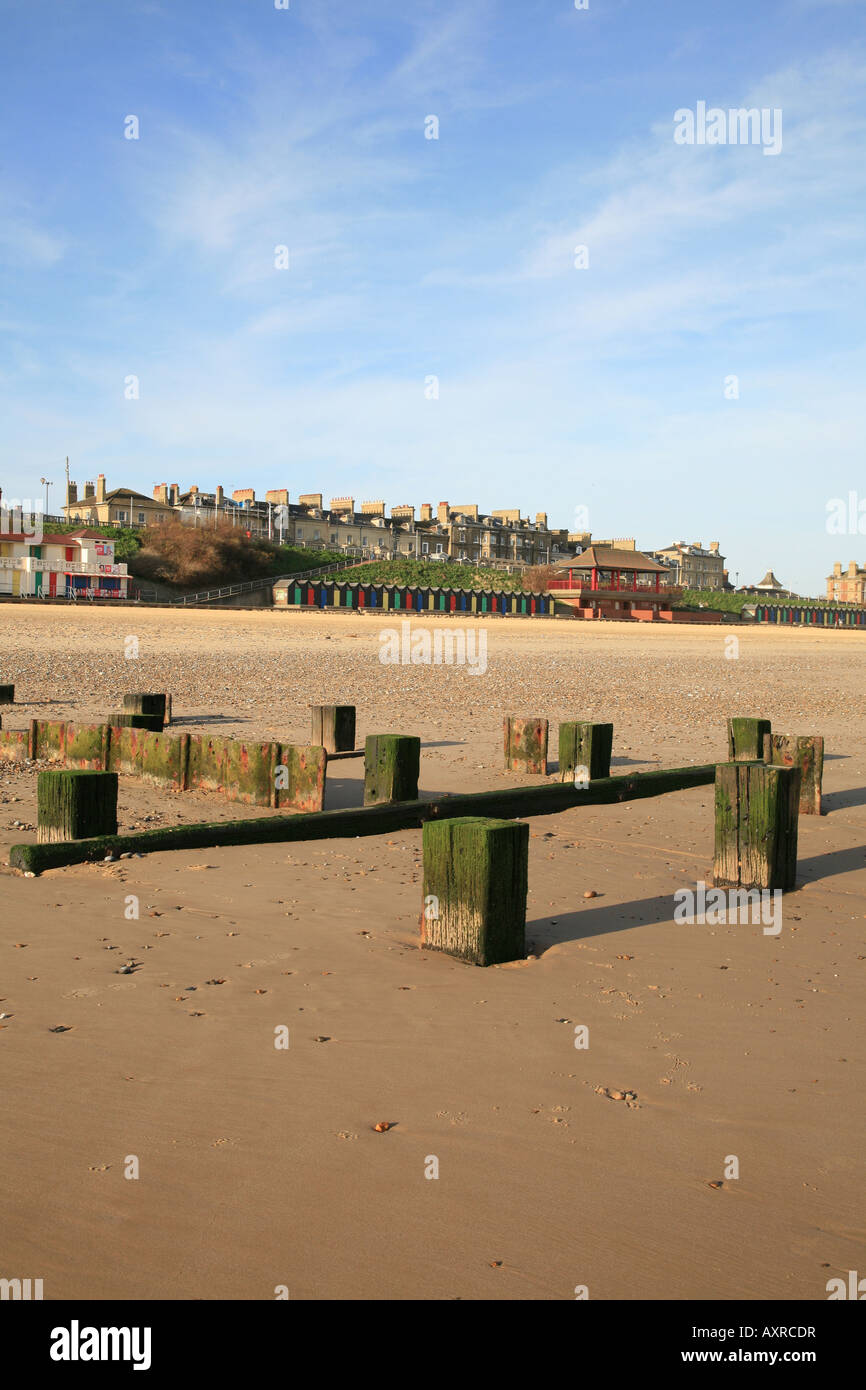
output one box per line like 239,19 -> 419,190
437,501 -> 450,524
153,484 -> 168,504
66,480 -> 78,505
96,474 -> 106,504
420,503 -> 433,522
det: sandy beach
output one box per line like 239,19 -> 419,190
0,605 -> 863,1300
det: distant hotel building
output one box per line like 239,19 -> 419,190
651,540 -> 727,590
827,560 -> 866,605
61,476 -> 591,568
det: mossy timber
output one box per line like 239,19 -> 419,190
364,734 -> 421,805
12,762 -> 716,874
727,717 -> 772,762
713,761 -> 800,891
558,721 -> 613,782
36,769 -> 118,844
421,817 -> 529,965
1,717 -> 324,812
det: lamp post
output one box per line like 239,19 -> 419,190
39,477 -> 53,517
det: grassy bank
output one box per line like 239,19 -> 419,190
337,558 -> 532,590
675,588 -> 834,612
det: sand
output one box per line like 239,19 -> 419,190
0,605 -> 863,1300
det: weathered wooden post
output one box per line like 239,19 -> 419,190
503,716 -> 549,775
714,762 -> 800,890
108,711 -> 164,732
727,717 -> 771,761
37,769 -> 118,843
122,693 -> 169,726
421,816 -> 529,965
311,704 -> 356,753
559,721 -> 613,782
762,733 -> 824,815
0,685 -> 14,705
364,735 -> 421,805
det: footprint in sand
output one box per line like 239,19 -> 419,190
594,1086 -> 640,1108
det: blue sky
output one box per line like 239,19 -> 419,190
1,0 -> 864,593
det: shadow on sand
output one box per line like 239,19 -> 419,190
527,892 -> 678,951
821,786 -> 866,812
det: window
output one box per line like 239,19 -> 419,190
421,542 -> 429,554
137,512 -> 145,524
435,543 -> 443,554
330,534 -> 338,544
297,528 -> 303,538
115,511 -> 127,522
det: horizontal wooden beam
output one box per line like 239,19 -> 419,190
9,763 -> 716,875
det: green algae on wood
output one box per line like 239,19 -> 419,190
64,722 -> 111,770
364,734 -> 420,805
714,761 -> 800,891
12,761 -> 715,874
274,744 -> 327,813
37,769 -> 118,844
421,817 -> 528,965
558,721 -> 613,783
727,717 -> 771,762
